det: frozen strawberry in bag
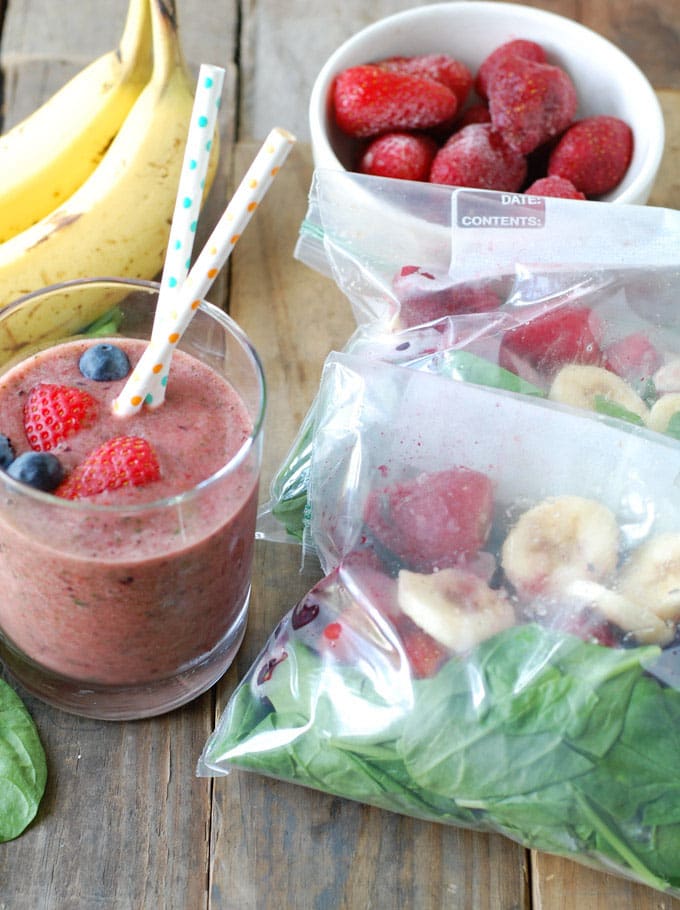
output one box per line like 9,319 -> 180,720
205,354 -> 680,899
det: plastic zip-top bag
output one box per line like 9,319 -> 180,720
257,173 -> 680,545
202,352 -> 680,899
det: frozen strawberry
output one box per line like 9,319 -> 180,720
524,175 -> 586,199
604,332 -> 662,385
457,103 -> 491,128
358,132 -> 438,181
340,556 -> 401,619
57,435 -> 161,499
551,608 -> 618,648
333,64 -> 458,138
304,562 -> 400,663
429,123 -> 527,191
393,265 -> 502,327
475,40 -> 547,99
548,115 -> 633,196
486,56 -> 578,154
364,466 -> 494,571
378,54 -> 473,107
498,305 -> 604,378
394,615 -> 450,678
24,383 -> 98,452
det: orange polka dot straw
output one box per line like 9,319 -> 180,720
113,126 -> 296,417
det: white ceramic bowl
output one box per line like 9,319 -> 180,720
309,2 -> 664,204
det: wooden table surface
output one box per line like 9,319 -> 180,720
1,1 -> 680,907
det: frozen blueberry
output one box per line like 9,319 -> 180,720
7,452 -> 64,492
0,434 -> 15,469
79,343 -> 131,381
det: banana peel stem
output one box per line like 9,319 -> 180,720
119,0 -> 153,83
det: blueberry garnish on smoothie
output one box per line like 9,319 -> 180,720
0,434 -> 15,469
79,343 -> 131,381
7,452 -> 64,492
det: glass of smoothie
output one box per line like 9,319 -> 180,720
0,278 -> 265,720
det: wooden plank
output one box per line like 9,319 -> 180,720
0,0 -> 235,144
0,672 -> 215,908
211,141 -> 530,910
222,141 -> 355,484
1,0 -> 236,66
0,0 -> 679,906
650,89 -> 680,210
584,0 -> 680,91
532,850 -> 680,910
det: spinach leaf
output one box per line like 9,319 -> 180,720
410,349 -> 546,398
81,306 -> 124,337
665,412 -> 680,441
0,678 -> 47,842
593,395 -> 645,426
271,418 -> 315,541
204,622 -> 680,894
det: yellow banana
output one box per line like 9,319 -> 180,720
564,579 -> 675,646
0,0 -> 219,361
397,567 -> 515,653
0,0 -> 153,242
548,364 -> 649,422
647,393 -> 680,433
617,533 -> 680,622
501,495 -> 620,601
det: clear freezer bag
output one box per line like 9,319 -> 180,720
202,353 -> 680,898
259,173 -> 680,543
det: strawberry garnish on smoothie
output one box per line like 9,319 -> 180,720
56,435 -> 161,500
24,382 -> 98,451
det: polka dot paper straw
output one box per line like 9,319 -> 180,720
154,63 -> 225,327
112,127 -> 296,417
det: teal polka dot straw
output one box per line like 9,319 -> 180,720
153,63 -> 226,337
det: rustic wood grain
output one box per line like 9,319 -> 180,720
0,675 -> 215,908
209,142 -> 530,910
585,0 -> 680,91
650,89 -> 680,210
1,1 -> 680,908
532,849 -> 680,910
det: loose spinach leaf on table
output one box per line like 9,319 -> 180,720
0,678 -> 47,842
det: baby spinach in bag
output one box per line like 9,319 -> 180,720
201,622 -> 680,895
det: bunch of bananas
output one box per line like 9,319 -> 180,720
0,0 -> 219,360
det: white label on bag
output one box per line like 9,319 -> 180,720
450,188 -> 680,281
456,190 -> 546,229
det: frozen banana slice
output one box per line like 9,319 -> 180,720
617,533 -> 680,621
549,364 -> 649,420
565,579 -> 675,645
646,393 -> 680,433
653,358 -> 680,394
501,495 -> 619,600
397,567 -> 515,653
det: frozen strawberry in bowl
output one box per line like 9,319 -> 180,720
310,2 -> 663,206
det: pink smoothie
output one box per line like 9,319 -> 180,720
0,337 -> 259,691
